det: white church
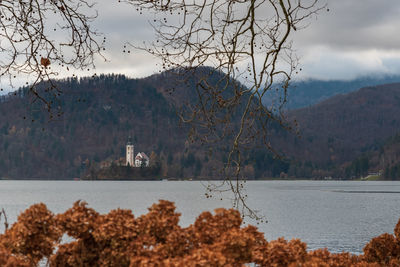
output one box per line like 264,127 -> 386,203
126,138 -> 150,167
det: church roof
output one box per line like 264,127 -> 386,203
140,152 -> 149,160
136,152 -> 149,160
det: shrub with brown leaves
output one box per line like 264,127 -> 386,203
0,200 -> 399,266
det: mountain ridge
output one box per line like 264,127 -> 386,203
272,82 -> 400,178
1,71 -> 400,179
263,75 -> 400,110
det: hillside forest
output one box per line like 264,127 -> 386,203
1,70 -> 400,180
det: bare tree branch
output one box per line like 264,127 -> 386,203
123,0 -> 325,219
0,0 -> 104,116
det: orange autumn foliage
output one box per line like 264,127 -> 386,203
0,200 -> 399,266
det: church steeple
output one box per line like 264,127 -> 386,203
127,136 -> 133,146
126,136 -> 134,167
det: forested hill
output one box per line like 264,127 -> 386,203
274,82 -> 400,178
1,71 -> 400,179
371,133 -> 400,179
0,74 -> 221,179
0,70 -> 268,180
263,75 -> 400,110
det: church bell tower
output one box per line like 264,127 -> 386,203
126,136 -> 134,167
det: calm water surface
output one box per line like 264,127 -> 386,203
0,180 -> 399,254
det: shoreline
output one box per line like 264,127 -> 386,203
0,177 -> 393,181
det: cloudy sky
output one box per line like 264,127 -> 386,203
293,0 -> 400,80
89,0 -> 400,81
2,0 -> 400,94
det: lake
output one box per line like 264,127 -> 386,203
0,180 -> 399,254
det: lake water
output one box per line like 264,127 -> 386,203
0,180 -> 399,254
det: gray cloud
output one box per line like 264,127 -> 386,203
289,0 -> 400,79
94,0 -> 400,80
2,0 -> 400,95
295,0 -> 400,50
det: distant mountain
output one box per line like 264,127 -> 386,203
0,69 -> 263,179
0,73 -> 216,179
2,69 -> 400,180
272,83 -> 400,178
263,76 -> 400,110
